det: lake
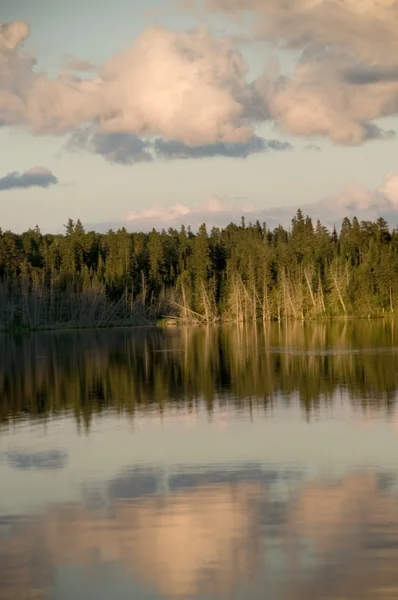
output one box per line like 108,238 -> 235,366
1,322 -> 398,599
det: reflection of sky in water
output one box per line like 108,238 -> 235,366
1,401 -> 397,516
2,467 -> 398,599
55,565 -> 161,600
1,324 -> 398,598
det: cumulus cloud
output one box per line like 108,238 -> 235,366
202,1 -> 398,145
205,0 -> 398,64
2,11 -> 398,151
0,167 -> 58,191
0,21 -> 29,50
265,47 -> 398,145
0,22 -> 259,147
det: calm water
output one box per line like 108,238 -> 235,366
1,322 -> 398,599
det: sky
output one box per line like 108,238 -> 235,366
2,0 -> 398,233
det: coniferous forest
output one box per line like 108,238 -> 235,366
1,211 -> 398,330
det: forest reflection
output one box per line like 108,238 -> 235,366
1,320 -> 398,429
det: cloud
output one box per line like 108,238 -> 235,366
204,0 -> 398,65
0,23 -> 258,147
107,172 -> 398,232
2,14 -> 398,152
362,122 -> 395,141
153,135 -> 286,159
123,195 -> 258,230
69,129 -> 153,164
0,167 -> 58,191
0,21 -> 29,50
69,128 -> 290,164
202,2 -> 398,145
265,47 -> 398,145
343,65 -> 398,86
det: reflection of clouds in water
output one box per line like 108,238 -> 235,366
284,472 -> 398,600
6,449 -> 68,470
389,409 -> 398,435
2,481 -> 263,599
0,520 -> 54,600
344,408 -> 398,434
109,484 -> 261,597
0,465 -> 298,599
213,411 -> 229,430
2,470 -> 398,599
289,473 -> 380,554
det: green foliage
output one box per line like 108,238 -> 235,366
1,212 -> 398,330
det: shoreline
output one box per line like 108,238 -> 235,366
0,313 -> 393,335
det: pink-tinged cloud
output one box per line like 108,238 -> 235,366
204,0 -> 398,64
202,0 -> 398,144
0,22 -> 262,147
1,11 -> 398,151
0,167 -> 58,191
98,26 -> 255,146
0,22 -> 29,50
266,47 -> 396,145
124,195 -> 255,225
103,172 -> 398,232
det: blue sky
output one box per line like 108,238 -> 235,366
2,0 -> 398,233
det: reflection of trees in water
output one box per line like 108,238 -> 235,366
2,470 -> 398,599
1,321 -> 398,428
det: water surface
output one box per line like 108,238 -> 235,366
1,322 -> 398,599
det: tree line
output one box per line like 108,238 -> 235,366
1,211 -> 398,329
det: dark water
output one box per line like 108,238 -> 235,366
1,322 -> 398,599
